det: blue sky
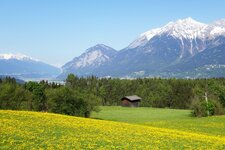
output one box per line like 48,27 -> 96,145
0,0 -> 224,67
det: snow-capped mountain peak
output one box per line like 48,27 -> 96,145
85,44 -> 114,53
0,53 -> 38,61
128,17 -> 207,49
174,17 -> 204,26
145,17 -> 205,39
163,17 -> 206,39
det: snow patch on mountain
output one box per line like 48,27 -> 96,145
141,28 -> 163,40
210,26 -> 225,35
128,28 -> 162,49
0,53 -> 39,61
212,19 -> 225,27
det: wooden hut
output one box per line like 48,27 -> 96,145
121,95 -> 141,107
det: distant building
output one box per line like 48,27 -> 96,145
121,95 -> 141,107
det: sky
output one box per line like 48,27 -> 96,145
0,0 -> 225,67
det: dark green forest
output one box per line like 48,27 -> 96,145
0,74 -> 225,117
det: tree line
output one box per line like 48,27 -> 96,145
0,74 -> 225,117
0,76 -> 100,117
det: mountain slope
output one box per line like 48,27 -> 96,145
0,54 -> 60,79
58,44 -> 117,78
162,42 -> 225,78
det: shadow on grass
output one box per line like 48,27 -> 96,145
91,117 -> 104,120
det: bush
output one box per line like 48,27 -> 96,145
213,100 -> 225,115
192,99 -> 225,117
46,87 -> 100,118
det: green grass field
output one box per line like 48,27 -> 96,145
91,106 -> 225,137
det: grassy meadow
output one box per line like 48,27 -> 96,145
1,107 -> 225,149
91,106 -> 225,137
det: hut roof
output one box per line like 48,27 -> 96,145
121,95 -> 141,101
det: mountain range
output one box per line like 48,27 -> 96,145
0,54 -> 60,80
59,17 -> 225,79
1,17 -> 225,80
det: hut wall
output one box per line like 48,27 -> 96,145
121,99 -> 130,107
130,101 -> 139,107
121,99 -> 139,107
